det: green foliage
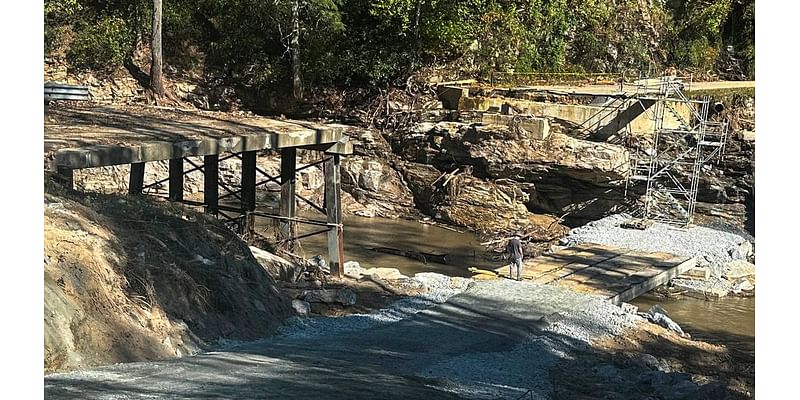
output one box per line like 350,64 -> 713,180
45,0 -> 84,54
68,16 -> 133,71
45,0 -> 83,23
470,5 -> 526,73
45,0 -> 755,90
732,0 -> 755,77
665,0 -> 733,70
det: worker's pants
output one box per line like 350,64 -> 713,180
509,257 -> 523,280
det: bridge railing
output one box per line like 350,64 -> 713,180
488,71 -> 625,87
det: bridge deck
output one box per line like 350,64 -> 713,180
45,104 -> 351,169
495,243 -> 696,304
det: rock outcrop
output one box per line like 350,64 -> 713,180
390,122 -> 631,224
341,156 -> 419,218
398,162 -> 443,214
424,172 -> 567,241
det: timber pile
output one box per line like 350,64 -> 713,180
370,247 -> 450,264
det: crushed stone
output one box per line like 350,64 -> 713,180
562,213 -> 752,273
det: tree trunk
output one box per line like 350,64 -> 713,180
150,0 -> 165,96
291,0 -> 303,100
410,0 -> 423,71
413,0 -> 422,40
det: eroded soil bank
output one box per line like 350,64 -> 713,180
44,176 -> 291,373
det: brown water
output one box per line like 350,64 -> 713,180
631,294 -> 755,356
256,212 -> 755,354
256,214 -> 504,277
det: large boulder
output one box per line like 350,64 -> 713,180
341,156 -> 418,219
399,162 -> 444,214
391,122 -> 630,182
722,259 -> 755,283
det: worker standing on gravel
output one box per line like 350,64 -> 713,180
506,233 -> 524,281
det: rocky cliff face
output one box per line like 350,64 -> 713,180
389,122 -> 632,225
427,173 -> 567,241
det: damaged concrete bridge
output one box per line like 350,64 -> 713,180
45,104 -> 354,276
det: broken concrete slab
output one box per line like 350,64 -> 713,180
481,113 -> 551,140
722,260 -> 756,281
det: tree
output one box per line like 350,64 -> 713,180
291,0 -> 303,99
150,0 -> 166,96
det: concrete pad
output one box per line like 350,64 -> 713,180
500,243 -> 696,304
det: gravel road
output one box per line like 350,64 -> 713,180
45,277 -> 645,400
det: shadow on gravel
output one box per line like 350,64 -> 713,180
45,350 -> 457,399
44,277 -> 754,400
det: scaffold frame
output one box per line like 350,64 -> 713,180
624,76 -> 729,226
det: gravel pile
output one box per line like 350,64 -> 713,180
273,297 -> 438,340
413,272 -> 473,303
543,296 -> 641,344
562,213 -> 753,271
418,335 -> 567,400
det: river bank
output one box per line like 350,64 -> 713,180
43,171 -> 755,398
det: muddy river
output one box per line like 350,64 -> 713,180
276,214 -> 504,277
258,213 -> 755,354
631,294 -> 755,356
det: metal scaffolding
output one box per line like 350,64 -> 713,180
624,76 -> 728,226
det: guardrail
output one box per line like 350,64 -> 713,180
44,82 -> 90,102
488,71 -> 625,87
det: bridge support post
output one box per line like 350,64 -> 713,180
168,158 -> 183,201
324,154 -> 344,278
204,155 -> 219,215
129,162 -> 145,195
241,151 -> 257,235
279,148 -> 297,251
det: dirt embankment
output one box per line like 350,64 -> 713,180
552,321 -> 754,399
44,175 -> 292,373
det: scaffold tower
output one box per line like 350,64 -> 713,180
625,76 -> 728,226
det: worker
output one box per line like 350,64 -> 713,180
506,233 -> 524,281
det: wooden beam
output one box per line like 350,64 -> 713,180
203,155 -> 219,214
129,162 -> 145,194
324,154 -> 344,278
168,158 -> 183,201
53,123 -> 346,169
280,148 -> 297,248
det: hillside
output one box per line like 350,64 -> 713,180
44,175 -> 292,373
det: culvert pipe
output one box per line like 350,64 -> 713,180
713,102 -> 725,113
